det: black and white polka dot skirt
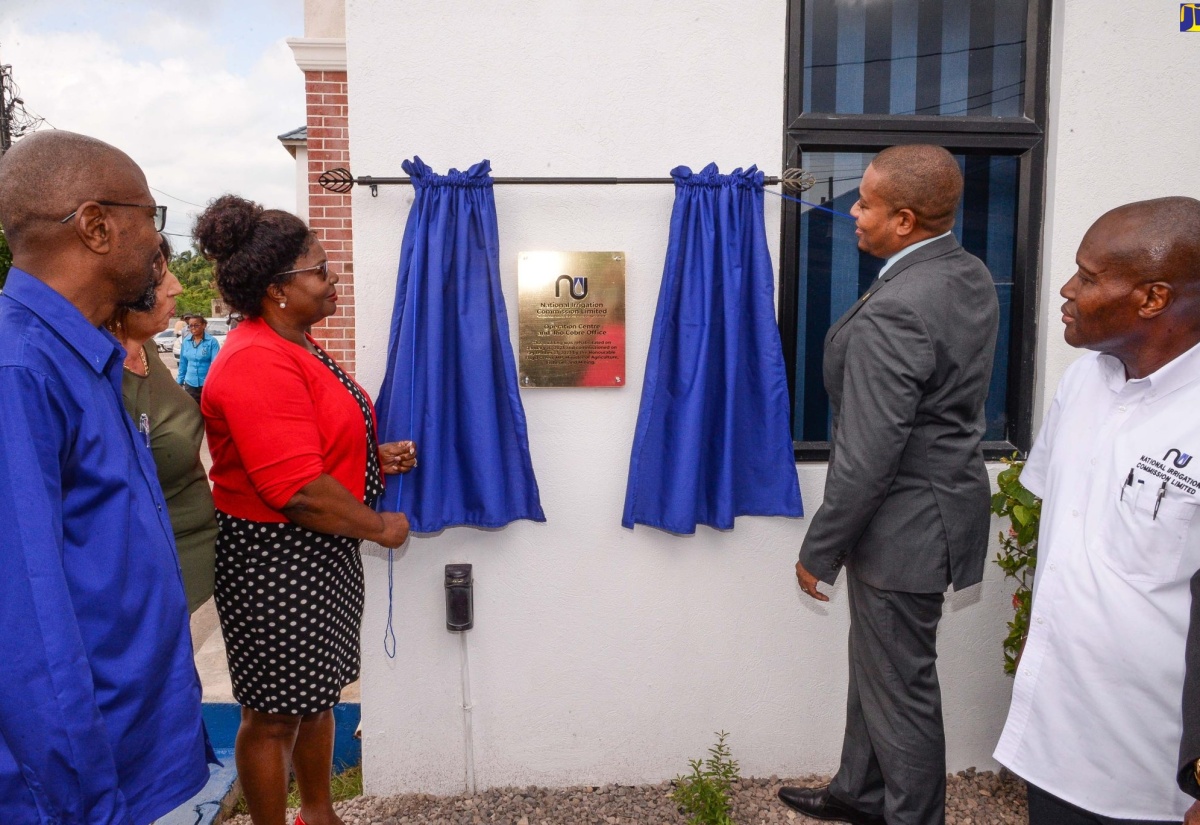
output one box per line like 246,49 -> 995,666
213,515 -> 365,715
213,345 -> 385,716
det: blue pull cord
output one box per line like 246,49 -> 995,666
383,197 -> 424,659
384,546 -> 396,658
763,188 -> 857,221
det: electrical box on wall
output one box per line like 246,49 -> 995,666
445,563 -> 473,631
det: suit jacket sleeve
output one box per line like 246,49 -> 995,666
1179,568 -> 1200,799
799,293 -> 935,585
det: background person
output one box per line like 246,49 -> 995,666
179,312 -> 221,403
106,234 -> 217,613
782,145 -> 999,825
0,130 -> 210,823
993,197 -> 1200,824
194,194 -> 416,825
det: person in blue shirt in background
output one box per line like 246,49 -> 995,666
178,313 -> 220,403
0,130 -> 211,823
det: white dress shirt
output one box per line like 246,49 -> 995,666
994,340 -> 1200,820
877,231 -> 953,279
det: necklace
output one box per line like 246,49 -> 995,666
124,345 -> 149,376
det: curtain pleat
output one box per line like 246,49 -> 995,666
623,164 -> 803,533
375,157 -> 544,531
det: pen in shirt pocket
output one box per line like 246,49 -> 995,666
1120,468 -> 1134,501
139,413 -> 150,448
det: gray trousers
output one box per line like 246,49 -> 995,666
829,573 -> 947,825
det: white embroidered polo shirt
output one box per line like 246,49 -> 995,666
994,341 -> 1200,820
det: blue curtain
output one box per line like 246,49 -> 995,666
623,164 -> 803,533
375,157 -> 544,531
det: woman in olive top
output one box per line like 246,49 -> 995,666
106,235 -> 217,613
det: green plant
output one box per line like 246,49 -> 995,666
671,731 -> 740,825
991,454 -> 1041,676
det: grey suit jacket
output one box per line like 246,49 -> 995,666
799,235 -> 999,593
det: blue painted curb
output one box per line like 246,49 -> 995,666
159,703 -> 361,825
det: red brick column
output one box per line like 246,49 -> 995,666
304,70 -> 356,376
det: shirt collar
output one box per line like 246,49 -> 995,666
1098,337 -> 1200,401
877,231 -> 954,279
2,267 -> 124,375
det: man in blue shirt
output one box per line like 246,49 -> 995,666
0,131 -> 211,822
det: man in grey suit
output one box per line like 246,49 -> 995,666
778,145 -> 999,825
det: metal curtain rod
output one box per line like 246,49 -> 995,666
318,167 -> 816,197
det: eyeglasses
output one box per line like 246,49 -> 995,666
276,260 -> 329,279
59,201 -> 167,232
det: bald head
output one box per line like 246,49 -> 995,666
869,145 -> 963,234
1087,196 -> 1200,290
0,131 -> 143,253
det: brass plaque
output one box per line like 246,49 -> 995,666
517,251 -> 626,388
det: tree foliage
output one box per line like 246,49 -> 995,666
170,248 -> 219,317
0,223 -> 12,291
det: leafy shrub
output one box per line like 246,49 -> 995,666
991,455 -> 1040,675
671,731 -> 741,825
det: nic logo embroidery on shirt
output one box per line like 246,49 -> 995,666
1164,448 -> 1194,469
1137,450 -> 1200,496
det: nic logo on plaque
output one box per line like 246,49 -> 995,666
517,251 -> 626,388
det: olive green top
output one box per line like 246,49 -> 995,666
122,345 -> 217,613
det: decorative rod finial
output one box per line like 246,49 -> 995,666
319,167 -> 355,194
780,167 -> 817,193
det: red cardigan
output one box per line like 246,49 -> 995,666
201,317 -> 378,522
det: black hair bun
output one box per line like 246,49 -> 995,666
193,194 -> 263,261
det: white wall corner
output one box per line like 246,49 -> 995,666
287,37 -> 348,73
305,0 -> 346,39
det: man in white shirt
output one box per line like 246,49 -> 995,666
994,196 -> 1200,824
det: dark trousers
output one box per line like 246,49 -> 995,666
1027,783 -> 1182,825
829,573 -> 947,825
183,383 -> 203,405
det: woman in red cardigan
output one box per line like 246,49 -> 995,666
195,195 -> 415,825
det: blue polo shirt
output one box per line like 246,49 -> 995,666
178,332 -> 220,389
0,269 -> 211,823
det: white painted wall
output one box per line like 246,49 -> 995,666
304,0 -> 344,39
1036,1 -> 1200,419
293,144 -> 309,224
341,0 -> 1048,797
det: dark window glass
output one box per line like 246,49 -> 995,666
792,151 -> 1017,443
802,0 -> 1028,117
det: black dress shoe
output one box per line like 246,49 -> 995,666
777,785 -> 886,825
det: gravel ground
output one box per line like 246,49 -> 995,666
225,768 -> 1026,825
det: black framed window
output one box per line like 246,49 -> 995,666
780,0 -> 1051,460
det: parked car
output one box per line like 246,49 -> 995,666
153,329 -> 178,353
173,318 -> 229,362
